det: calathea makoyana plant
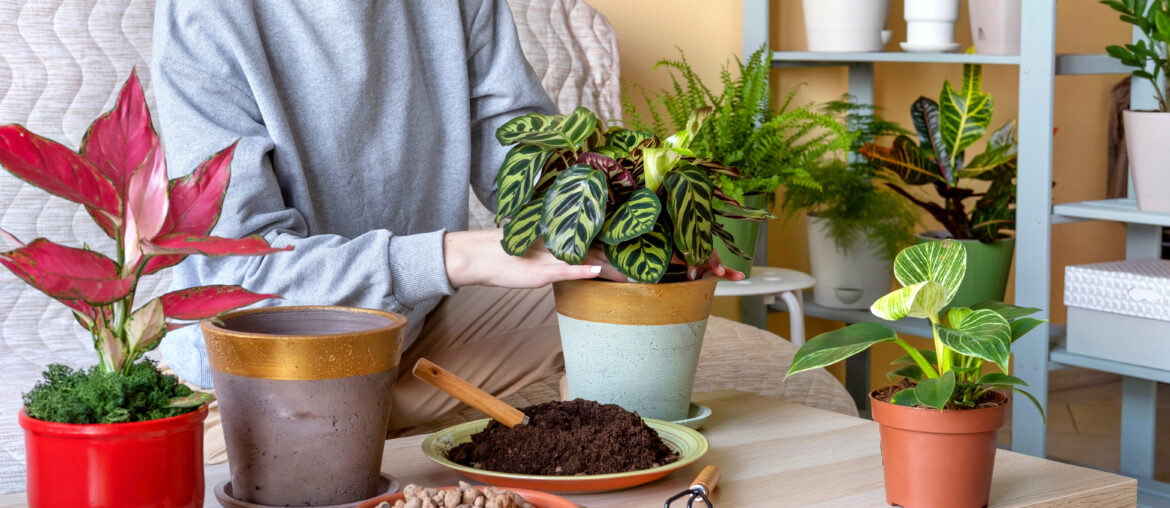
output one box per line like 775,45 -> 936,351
493,106 -> 775,283
0,72 -> 290,420
787,240 -> 1045,415
860,62 -> 1018,244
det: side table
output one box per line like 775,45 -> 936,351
715,267 -> 815,345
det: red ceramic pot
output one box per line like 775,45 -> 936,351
19,404 -> 208,508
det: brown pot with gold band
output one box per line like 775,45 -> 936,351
203,306 -> 405,507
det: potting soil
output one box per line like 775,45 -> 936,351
447,399 -> 678,475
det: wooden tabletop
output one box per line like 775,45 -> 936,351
0,390 -> 1136,507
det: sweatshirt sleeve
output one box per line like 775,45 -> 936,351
150,48 -> 454,319
465,0 -> 558,213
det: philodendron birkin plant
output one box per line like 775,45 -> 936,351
0,71 -> 289,422
787,239 -> 1045,414
493,106 -> 775,282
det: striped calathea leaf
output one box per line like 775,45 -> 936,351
494,145 -> 552,224
713,223 -> 750,259
495,106 -> 598,150
541,164 -> 607,264
500,199 -> 544,255
664,165 -> 715,266
604,220 -> 671,283
600,188 -> 661,245
577,151 -> 635,190
605,129 -> 654,154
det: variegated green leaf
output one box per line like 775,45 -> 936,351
665,165 -> 715,266
871,280 -> 948,321
664,106 -> 712,150
939,63 -> 993,169
971,300 -> 1041,321
642,147 -> 681,192
166,391 -> 214,409
495,106 -> 598,150
605,129 -> 653,154
501,200 -> 543,255
893,239 -> 967,305
1010,317 -> 1045,342
910,97 -> 953,182
713,223 -> 751,260
890,387 -> 921,407
977,372 -> 1027,387
494,145 -> 552,224
936,308 -> 1012,372
600,188 -> 661,245
541,164 -> 607,265
987,120 -> 1017,150
861,135 -> 942,186
888,365 -> 925,383
915,370 -> 956,410
603,221 -> 671,283
788,322 -> 899,375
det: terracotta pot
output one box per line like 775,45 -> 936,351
1123,110 -> 1170,212
871,390 -> 1009,508
552,278 -> 717,421
202,306 -> 405,507
20,404 -> 207,508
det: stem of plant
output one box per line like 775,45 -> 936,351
892,337 -> 939,379
930,315 -> 952,374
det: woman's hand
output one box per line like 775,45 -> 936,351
444,229 -> 625,289
679,251 -> 746,282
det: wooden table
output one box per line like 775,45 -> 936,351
0,391 -> 1135,507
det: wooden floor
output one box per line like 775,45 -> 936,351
998,368 -> 1170,483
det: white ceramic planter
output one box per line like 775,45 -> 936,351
802,0 -> 891,52
806,215 -> 893,310
904,0 -> 960,45
969,0 -> 1021,55
1123,110 -> 1170,212
552,278 -> 717,422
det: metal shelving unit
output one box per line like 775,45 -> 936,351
743,1 -> 1166,503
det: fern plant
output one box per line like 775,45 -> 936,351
624,45 -> 849,205
780,99 -> 919,261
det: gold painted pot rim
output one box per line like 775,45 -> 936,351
202,306 -> 406,380
552,277 -> 718,325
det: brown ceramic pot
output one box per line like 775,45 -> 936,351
871,389 -> 1009,508
202,306 -> 405,507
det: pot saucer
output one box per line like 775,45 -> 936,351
671,403 -> 713,430
899,41 -> 961,53
215,475 -> 399,508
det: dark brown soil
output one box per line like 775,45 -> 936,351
447,399 -> 678,475
873,380 -> 1008,410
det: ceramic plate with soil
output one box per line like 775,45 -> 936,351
422,400 -> 707,493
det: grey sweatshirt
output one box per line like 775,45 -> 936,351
151,0 -> 555,387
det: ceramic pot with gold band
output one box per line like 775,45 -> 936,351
202,306 -> 404,507
552,278 -> 717,421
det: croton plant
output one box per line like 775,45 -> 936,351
493,106 -> 775,283
0,72 -> 288,396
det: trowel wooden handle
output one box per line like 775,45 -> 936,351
692,465 -> 720,494
412,358 -> 529,428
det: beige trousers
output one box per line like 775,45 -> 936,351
172,285 -> 562,465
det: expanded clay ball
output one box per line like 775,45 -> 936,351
377,483 -> 535,508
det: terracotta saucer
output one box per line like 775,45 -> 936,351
354,486 -> 576,508
215,475 -> 399,508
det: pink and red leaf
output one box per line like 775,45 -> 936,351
0,239 -> 135,304
0,125 -> 121,217
146,233 -> 290,257
160,285 -> 280,321
80,70 -> 158,197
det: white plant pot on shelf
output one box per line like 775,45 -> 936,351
802,0 -> 891,53
1124,110 -> 1170,212
904,0 -> 960,45
806,214 -> 893,310
969,0 -> 1021,55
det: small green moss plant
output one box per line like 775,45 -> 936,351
23,362 -> 197,424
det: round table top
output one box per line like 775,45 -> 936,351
715,266 -> 816,297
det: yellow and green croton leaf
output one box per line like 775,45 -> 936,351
541,164 -> 607,265
939,62 -> 993,170
604,220 -> 671,283
494,145 -> 552,224
500,199 -> 543,256
664,165 -> 715,266
495,106 -> 598,150
600,188 -> 661,245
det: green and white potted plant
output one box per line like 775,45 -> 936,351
1101,0 -> 1170,212
781,99 -> 919,309
493,105 -> 774,421
787,239 -> 1045,508
626,45 -> 848,276
861,62 -> 1019,307
0,72 -> 288,507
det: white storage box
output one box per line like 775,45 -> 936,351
1064,259 -> 1170,369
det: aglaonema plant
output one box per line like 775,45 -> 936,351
0,71 -> 290,409
493,106 -> 775,283
860,62 -> 1018,244
786,240 -> 1045,416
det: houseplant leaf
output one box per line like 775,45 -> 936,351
541,164 -> 607,264
501,200 -> 544,255
494,145 -> 552,223
788,322 -> 899,375
1010,317 -> 1045,342
495,106 -> 597,150
861,135 -> 941,186
939,63 -> 993,169
870,280 -> 948,320
909,97 -> 953,183
578,151 -> 636,189
125,298 -> 166,352
605,129 -> 653,154
890,388 -> 921,407
80,70 -> 156,198
0,238 -> 134,304
603,222 -> 671,283
122,144 -> 170,271
664,165 -> 716,266
0,125 -> 121,218
146,233 -> 291,257
166,391 -> 215,409
914,370 -> 957,410
970,300 -> 1041,321
893,239 -> 967,304
642,147 -> 681,192
160,285 -> 280,321
936,308 -> 1012,372
600,188 -> 661,245
713,223 -> 751,259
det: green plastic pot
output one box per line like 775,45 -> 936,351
714,193 -> 768,277
916,232 -> 1014,307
